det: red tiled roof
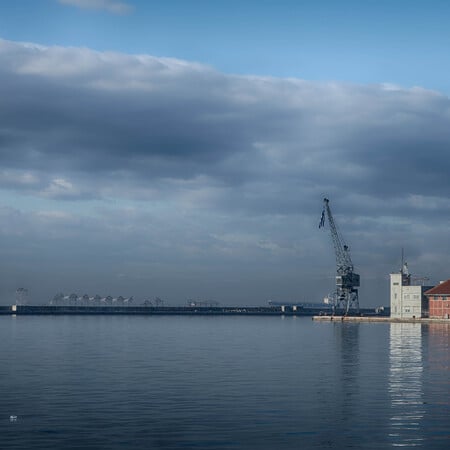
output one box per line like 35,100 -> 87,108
425,279 -> 450,295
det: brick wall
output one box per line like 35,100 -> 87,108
429,295 -> 450,318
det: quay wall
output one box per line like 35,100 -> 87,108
1,305 -> 389,317
313,315 -> 450,323
9,305 -> 285,316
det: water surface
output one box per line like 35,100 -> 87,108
1,316 -> 449,449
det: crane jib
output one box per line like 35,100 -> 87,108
320,198 -> 360,314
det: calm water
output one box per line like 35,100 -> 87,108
1,316 -> 449,449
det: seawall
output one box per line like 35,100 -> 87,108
1,305 -> 386,317
313,315 -> 450,323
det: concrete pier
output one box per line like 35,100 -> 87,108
1,305 -> 314,316
313,315 -> 450,323
0,305 -> 389,317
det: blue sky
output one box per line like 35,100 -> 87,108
1,0 -> 450,92
1,1 -> 450,306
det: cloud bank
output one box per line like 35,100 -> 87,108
0,39 -> 449,305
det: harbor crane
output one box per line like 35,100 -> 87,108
319,198 -> 360,314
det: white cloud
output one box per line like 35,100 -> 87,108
57,0 -> 133,15
41,178 -> 83,200
0,170 -> 41,188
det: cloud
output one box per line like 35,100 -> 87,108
40,177 -> 94,200
1,38 -> 450,305
57,0 -> 133,15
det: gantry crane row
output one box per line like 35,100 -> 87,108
319,198 -> 360,314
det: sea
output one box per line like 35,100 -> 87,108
1,315 -> 449,449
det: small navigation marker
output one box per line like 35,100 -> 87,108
9,415 -> 18,422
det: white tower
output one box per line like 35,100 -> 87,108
390,261 -> 429,319
390,272 -> 403,318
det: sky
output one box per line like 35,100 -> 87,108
1,0 -> 450,306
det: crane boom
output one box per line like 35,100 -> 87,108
319,198 -> 360,314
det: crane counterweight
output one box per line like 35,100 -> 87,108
319,198 -> 360,314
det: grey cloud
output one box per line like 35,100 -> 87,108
2,40 -> 449,206
1,39 -> 450,305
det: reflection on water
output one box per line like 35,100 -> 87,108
335,321 -> 361,401
424,323 -> 450,449
2,317 -> 450,449
428,323 -> 450,370
389,323 -> 425,447
336,322 -> 361,441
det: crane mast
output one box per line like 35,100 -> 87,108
319,198 -> 360,314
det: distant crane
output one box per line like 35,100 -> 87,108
15,288 -> 28,305
319,198 -> 360,314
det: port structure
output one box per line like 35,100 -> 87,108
15,288 -> 28,305
319,198 -> 360,314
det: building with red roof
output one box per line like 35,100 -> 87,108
425,280 -> 450,319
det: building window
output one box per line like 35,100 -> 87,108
393,282 -> 399,286
404,294 -> 410,300
394,293 -> 397,300
434,296 -> 438,300
413,294 -> 419,299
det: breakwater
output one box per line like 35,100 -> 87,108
2,305 -> 388,316
4,305 -> 314,316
